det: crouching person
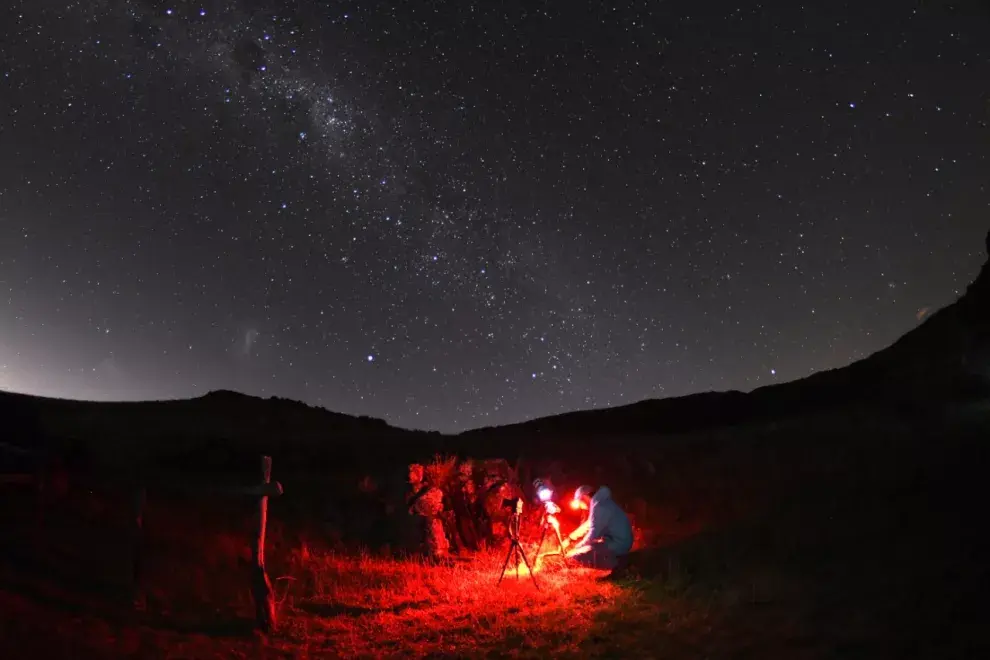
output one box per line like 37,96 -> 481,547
563,485 -> 633,570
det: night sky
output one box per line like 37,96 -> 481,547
1,1 -> 988,432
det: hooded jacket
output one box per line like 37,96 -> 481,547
577,486 -> 633,554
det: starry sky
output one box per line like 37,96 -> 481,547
1,0 -> 988,432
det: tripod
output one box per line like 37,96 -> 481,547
534,504 -> 571,568
497,500 -> 539,589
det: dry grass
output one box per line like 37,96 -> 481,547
5,412 -> 986,658
0,477 -> 697,658
1,534 -> 700,660
272,543 -> 635,658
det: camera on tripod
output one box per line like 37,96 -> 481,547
500,496 -> 524,513
533,478 -> 561,515
531,478 -> 570,565
497,477 -> 572,589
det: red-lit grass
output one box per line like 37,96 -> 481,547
0,470 -> 728,658
272,540 -> 635,658
1,535 -> 678,659
6,413 -> 979,658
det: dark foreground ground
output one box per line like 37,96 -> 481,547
1,405 -> 988,659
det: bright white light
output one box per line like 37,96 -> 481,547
367,354 -> 374,362
537,487 -> 553,502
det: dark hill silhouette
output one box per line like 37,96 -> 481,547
2,230 -> 988,464
2,234 -> 987,660
459,229 -> 990,442
0,388 -> 442,473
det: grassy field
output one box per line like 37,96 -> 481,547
3,514 -> 971,660
0,535 -> 828,659
1,410 -> 988,658
0,532 -> 704,659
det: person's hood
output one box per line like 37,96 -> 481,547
592,486 -> 612,503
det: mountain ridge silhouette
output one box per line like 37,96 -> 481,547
2,230 -> 987,458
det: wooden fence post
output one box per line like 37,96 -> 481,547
251,456 -> 277,632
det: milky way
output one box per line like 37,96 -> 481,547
1,0 -> 988,431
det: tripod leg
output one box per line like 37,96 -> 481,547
553,527 -> 571,567
515,541 -> 540,590
535,525 -> 548,558
497,540 -> 515,585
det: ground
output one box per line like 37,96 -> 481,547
0,539 -> 842,659
1,409 -> 988,658
0,535 -> 700,659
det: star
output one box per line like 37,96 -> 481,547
0,0 -> 985,432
